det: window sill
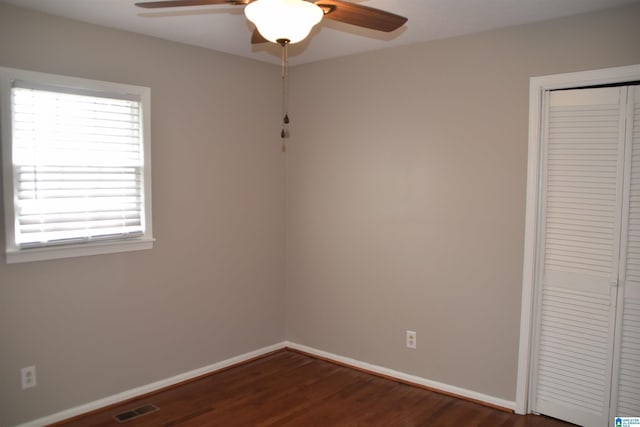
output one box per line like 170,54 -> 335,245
5,237 -> 155,264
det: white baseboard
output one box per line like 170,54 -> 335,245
285,341 -> 516,411
17,340 -> 515,426
16,342 -> 287,427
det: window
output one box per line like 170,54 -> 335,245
0,67 -> 153,263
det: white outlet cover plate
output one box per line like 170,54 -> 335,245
21,366 -> 36,389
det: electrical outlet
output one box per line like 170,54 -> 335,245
406,330 -> 416,349
21,366 -> 36,389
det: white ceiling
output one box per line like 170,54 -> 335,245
2,0 -> 637,66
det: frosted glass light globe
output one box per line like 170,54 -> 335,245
245,0 -> 324,44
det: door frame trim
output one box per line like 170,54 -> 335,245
515,64 -> 640,415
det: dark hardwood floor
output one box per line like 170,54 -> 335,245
54,350 -> 575,427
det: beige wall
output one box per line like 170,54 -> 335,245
285,3 -> 640,402
2,2 -> 640,426
0,4 -> 285,426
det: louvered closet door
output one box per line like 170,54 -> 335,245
531,87 -> 626,427
612,85 -> 640,418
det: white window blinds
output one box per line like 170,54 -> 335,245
11,83 -> 146,247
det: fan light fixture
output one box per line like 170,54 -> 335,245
245,0 -> 324,45
135,0 -> 408,151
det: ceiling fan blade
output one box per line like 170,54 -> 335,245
315,0 -> 407,32
135,0 -> 249,8
251,28 -> 269,44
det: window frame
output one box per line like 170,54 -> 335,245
0,67 -> 154,263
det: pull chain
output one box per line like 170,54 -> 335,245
279,39 -> 290,152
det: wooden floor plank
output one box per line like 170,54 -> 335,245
54,350 -> 576,427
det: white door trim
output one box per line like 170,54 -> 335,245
515,64 -> 640,415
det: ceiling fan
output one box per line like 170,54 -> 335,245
134,0 -> 408,46
135,0 -> 407,147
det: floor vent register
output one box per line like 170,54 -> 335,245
113,404 -> 159,423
